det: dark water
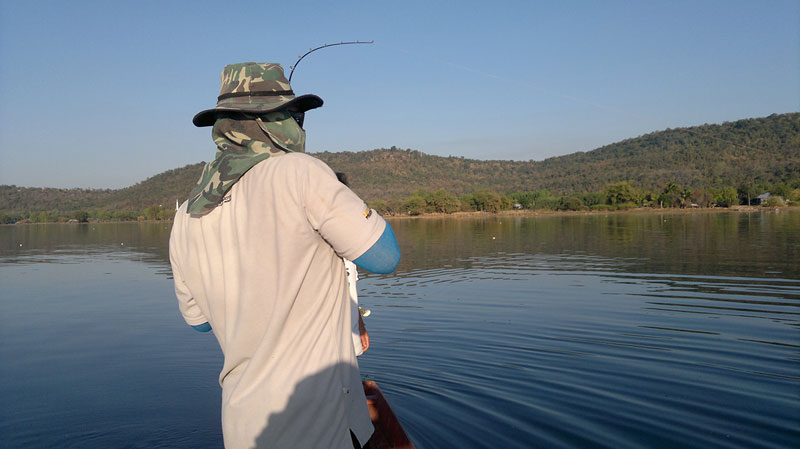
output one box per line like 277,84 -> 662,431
1,211 -> 798,448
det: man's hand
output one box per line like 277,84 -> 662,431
358,314 -> 370,353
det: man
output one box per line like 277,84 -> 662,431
169,62 -> 400,449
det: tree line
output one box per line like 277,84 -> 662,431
367,179 -> 800,216
0,205 -> 176,225
3,178 -> 797,225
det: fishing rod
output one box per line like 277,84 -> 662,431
288,40 -> 374,83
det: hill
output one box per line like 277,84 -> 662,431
102,163 -> 207,210
0,163 -> 205,214
1,113 -> 798,215
316,113 -> 799,201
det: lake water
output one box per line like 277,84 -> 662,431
1,211 -> 798,448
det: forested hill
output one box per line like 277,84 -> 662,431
0,163 -> 205,213
1,112 -> 798,214
316,113 -> 799,201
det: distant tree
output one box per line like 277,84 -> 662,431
144,205 -> 164,220
508,190 -> 560,209
605,181 -> 639,206
72,210 -> 89,222
763,196 -> 787,207
737,182 -> 758,206
424,189 -> 461,213
368,199 -> 389,214
30,211 -> 55,223
509,191 -> 537,209
640,190 -> 658,207
580,192 -> 606,207
404,196 -> 426,215
95,210 -> 114,221
471,190 -> 509,213
680,188 -> 692,208
157,208 -> 176,220
615,202 -> 638,210
558,196 -> 585,211
787,189 -> 800,204
113,210 -> 140,221
531,190 -> 560,210
386,198 -> 406,215
690,189 -> 713,208
771,183 -> 793,199
714,187 -> 739,207
658,182 -> 682,208
460,194 -> 476,211
0,213 -> 20,224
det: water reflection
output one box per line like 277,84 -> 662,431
1,210 -> 798,449
357,250 -> 799,448
1,222 -> 173,274
389,210 -> 800,279
3,210 -> 796,279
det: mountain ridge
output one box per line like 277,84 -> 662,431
1,112 -> 797,214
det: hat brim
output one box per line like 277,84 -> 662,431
192,94 -> 323,127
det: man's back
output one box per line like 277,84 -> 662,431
170,153 -> 383,448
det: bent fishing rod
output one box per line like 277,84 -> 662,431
288,40 -> 374,82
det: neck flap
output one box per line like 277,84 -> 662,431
186,111 -> 306,216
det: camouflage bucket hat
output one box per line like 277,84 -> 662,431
192,62 -> 323,127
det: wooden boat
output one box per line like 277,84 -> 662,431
362,381 -> 416,449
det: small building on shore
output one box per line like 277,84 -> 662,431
755,193 -> 771,205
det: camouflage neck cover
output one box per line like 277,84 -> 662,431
186,111 -> 306,216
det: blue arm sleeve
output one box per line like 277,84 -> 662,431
353,222 -> 401,274
191,322 -> 212,332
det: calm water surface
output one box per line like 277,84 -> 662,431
1,211 -> 798,448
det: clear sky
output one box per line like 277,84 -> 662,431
0,0 -> 797,188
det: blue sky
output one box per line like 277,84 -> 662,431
0,0 -> 797,188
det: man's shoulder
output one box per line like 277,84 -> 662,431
245,152 -> 334,188
284,152 -> 329,167
273,152 -> 335,176
172,201 -> 189,225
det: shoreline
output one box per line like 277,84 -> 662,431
384,205 -> 799,220
4,205 -> 797,225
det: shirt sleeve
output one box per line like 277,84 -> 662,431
301,157 -> 386,261
169,220 -> 210,326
